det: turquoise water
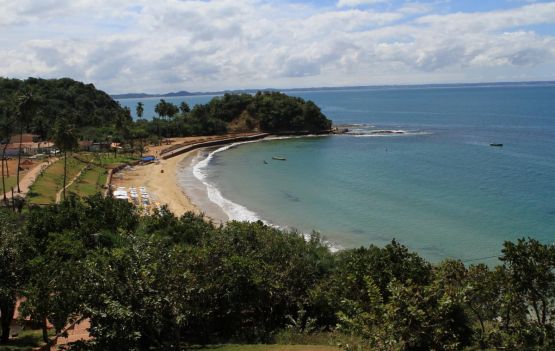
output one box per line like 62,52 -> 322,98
182,85 -> 555,263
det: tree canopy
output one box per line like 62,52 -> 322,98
0,195 -> 553,351
0,77 -> 127,140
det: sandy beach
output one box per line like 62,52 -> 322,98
110,134 -> 267,218
111,138 -> 205,217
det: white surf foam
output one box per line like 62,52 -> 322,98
193,141 -> 262,222
348,129 -> 430,137
190,138 -> 343,252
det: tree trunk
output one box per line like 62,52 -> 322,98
174,322 -> 181,351
11,188 -> 14,212
1,144 -> 7,204
0,301 -> 15,344
63,151 -> 67,201
42,317 -> 49,343
16,129 -> 23,192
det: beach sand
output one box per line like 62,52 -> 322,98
111,133 -> 267,219
112,150 -> 201,216
111,137 -> 206,216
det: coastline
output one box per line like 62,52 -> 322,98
110,133 -> 271,219
111,149 -> 202,217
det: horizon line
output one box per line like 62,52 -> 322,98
110,79 -> 555,98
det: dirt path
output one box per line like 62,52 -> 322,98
55,161 -> 89,203
4,158 -> 58,199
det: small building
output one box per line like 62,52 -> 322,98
4,141 -> 55,156
79,140 -> 94,151
90,142 -> 112,152
9,134 -> 40,144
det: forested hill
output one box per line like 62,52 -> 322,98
0,77 -> 332,144
183,92 -> 332,135
0,77 -> 128,139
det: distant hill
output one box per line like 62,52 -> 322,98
0,77 -> 128,140
111,81 -> 555,100
111,89 -> 280,99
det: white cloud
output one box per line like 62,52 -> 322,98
337,0 -> 390,8
0,0 -> 554,93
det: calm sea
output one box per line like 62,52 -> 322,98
118,85 -> 555,262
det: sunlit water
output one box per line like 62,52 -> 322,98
120,85 -> 555,262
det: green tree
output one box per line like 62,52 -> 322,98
52,118 -> 79,201
0,210 -> 29,343
179,101 -> 190,114
381,277 -> 472,351
21,230 -> 87,343
136,102 -> 144,119
155,99 -> 179,121
15,90 -> 38,193
132,126 -> 149,157
498,238 -> 555,348
0,103 -> 15,204
464,264 -> 502,348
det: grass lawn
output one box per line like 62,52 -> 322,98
0,175 -> 17,195
96,153 -> 139,168
0,329 -> 46,351
27,156 -> 88,204
67,164 -> 108,197
200,346 -> 340,351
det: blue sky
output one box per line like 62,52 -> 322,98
1,0 -> 554,93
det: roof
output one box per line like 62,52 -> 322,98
9,134 -> 39,144
5,142 -> 55,150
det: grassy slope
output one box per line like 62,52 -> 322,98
27,154 -> 93,204
67,164 -> 108,197
0,174 -> 17,195
24,152 -> 138,204
97,153 -> 138,168
0,329 -> 46,351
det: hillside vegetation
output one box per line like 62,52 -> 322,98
0,77 -> 127,140
1,196 -> 554,351
0,78 -> 331,148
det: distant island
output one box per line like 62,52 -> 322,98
111,80 -> 555,99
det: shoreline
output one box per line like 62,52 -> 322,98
111,149 -> 202,217
111,132 -> 333,225
110,133 -> 270,219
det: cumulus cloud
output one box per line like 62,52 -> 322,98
0,0 -> 554,93
337,0 -> 390,8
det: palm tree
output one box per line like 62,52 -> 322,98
136,102 -> 144,119
52,118 -> 78,201
179,101 -> 190,114
0,102 -> 14,204
15,90 -> 37,193
155,99 -> 167,120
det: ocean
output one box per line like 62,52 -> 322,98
118,84 -> 555,263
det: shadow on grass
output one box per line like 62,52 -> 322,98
0,333 -> 43,351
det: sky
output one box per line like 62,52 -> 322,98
1,0 -> 555,94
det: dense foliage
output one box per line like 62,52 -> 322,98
144,92 -> 332,138
0,196 -> 554,350
0,78 -> 332,148
0,77 -> 127,140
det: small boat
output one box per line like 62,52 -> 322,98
272,156 -> 286,161
490,143 -> 503,147
263,160 -> 268,164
